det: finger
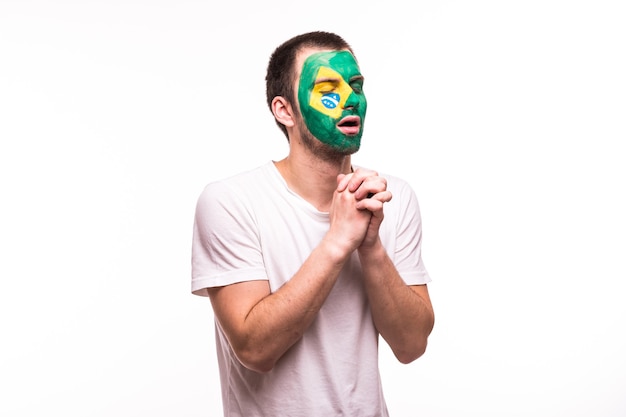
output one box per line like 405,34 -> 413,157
354,177 -> 388,200
358,190 -> 392,205
336,172 -> 352,192
355,197 -> 384,212
348,168 -> 377,192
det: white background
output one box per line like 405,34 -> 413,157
1,1 -> 625,416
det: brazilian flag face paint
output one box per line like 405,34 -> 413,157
297,51 -> 367,151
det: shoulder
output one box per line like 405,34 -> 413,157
203,162 -> 272,191
356,166 -> 422,220
355,164 -> 416,198
382,171 -> 413,193
198,162 -> 275,200
383,172 -> 421,215
194,162 -> 276,219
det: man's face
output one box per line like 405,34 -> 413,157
297,50 -> 367,153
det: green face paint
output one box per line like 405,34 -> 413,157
297,51 -> 367,151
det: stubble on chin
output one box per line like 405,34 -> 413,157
295,115 -> 359,164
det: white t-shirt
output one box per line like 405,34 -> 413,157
192,161 -> 430,417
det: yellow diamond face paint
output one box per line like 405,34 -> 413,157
297,51 -> 367,151
308,66 -> 354,119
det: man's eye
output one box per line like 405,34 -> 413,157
351,83 -> 363,93
316,81 -> 338,94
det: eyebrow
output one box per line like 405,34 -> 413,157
314,77 -> 340,85
314,75 -> 364,84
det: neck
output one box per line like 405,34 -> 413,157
274,148 -> 352,212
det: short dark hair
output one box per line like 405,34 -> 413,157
265,31 -> 354,139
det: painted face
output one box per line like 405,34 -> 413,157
297,51 -> 367,151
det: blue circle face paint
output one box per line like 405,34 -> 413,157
321,93 -> 340,109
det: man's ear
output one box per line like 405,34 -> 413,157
271,96 -> 296,128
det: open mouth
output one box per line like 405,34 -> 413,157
336,116 -> 361,136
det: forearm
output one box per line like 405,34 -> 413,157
224,236 -> 349,372
358,241 -> 435,363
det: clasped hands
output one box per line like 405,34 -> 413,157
329,168 -> 392,253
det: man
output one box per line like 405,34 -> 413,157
191,31 -> 434,416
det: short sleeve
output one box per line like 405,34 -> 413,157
390,179 -> 431,286
191,181 -> 267,296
